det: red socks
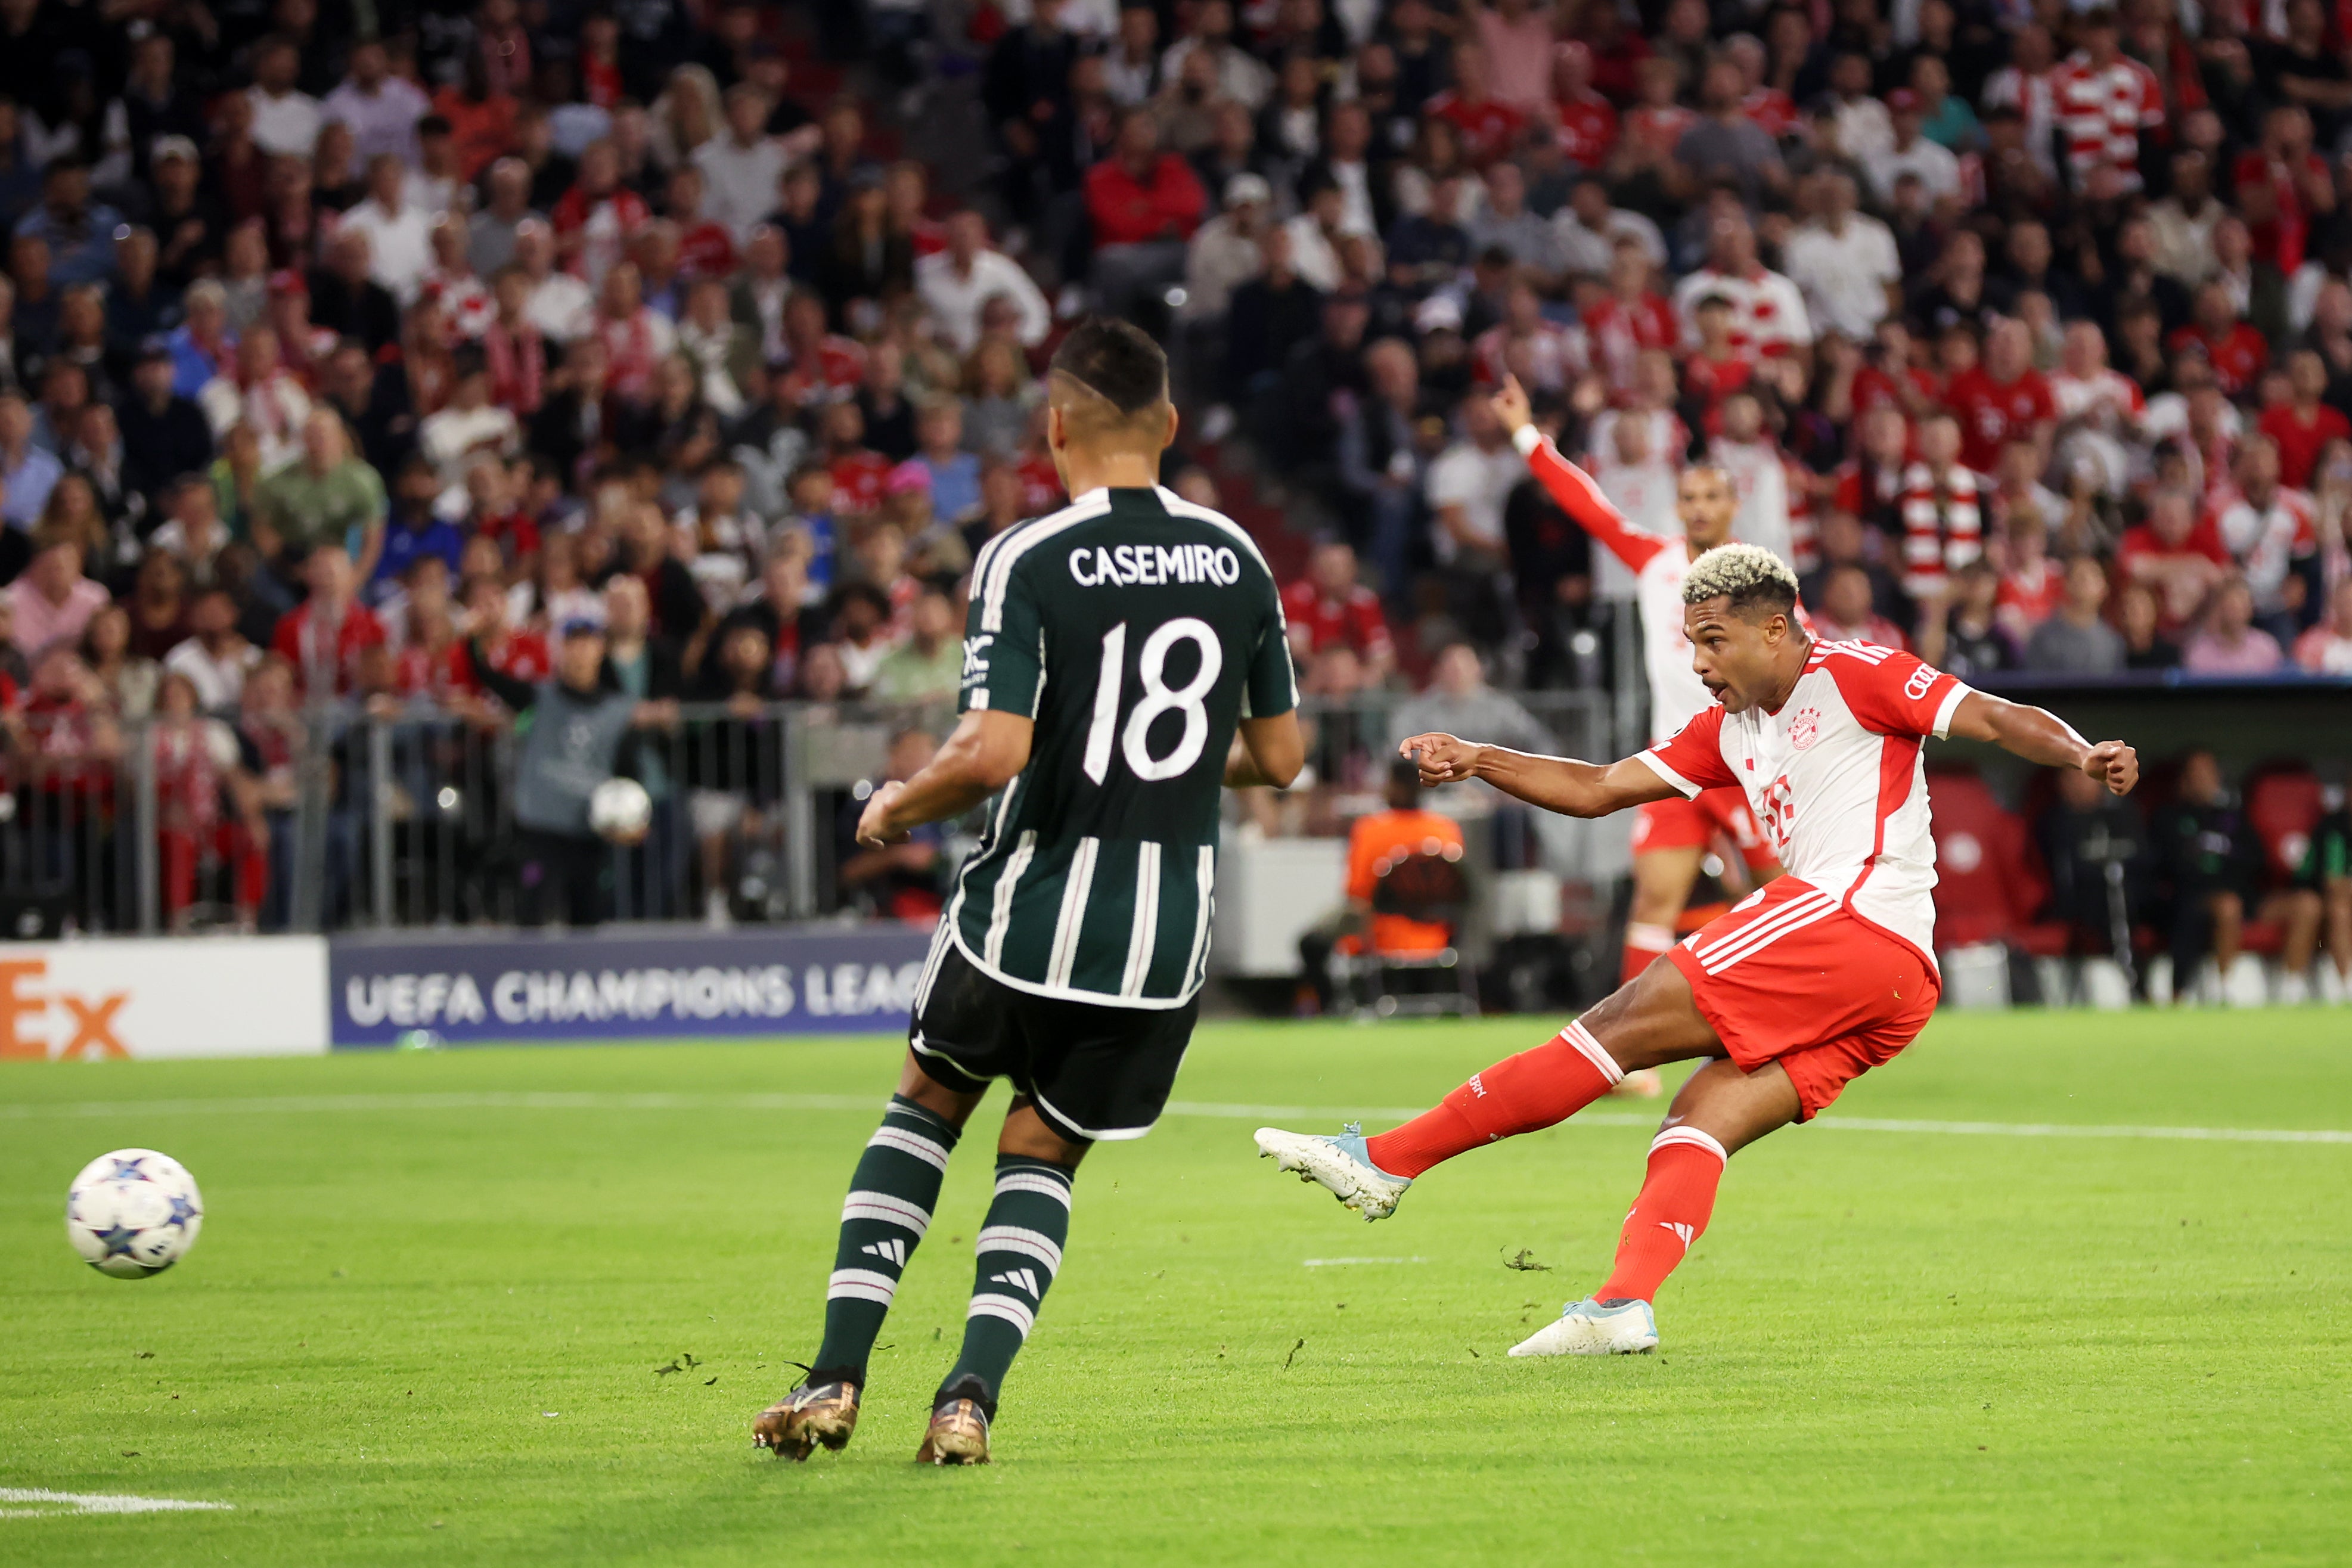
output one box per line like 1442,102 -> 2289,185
1620,922 -> 1676,985
1364,1021 -> 1624,1179
1597,1127 -> 1727,1303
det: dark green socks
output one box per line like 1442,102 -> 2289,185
936,1154 -> 1076,1415
811,1095 -> 960,1383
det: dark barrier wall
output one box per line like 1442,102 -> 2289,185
329,925 -> 938,1047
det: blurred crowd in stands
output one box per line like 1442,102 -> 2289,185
0,0 -> 2348,933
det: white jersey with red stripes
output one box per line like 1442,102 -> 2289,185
2053,51 -> 2162,191
1518,429 -> 1714,742
1637,639 -> 1972,970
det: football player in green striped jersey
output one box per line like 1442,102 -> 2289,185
754,318 -> 1304,1466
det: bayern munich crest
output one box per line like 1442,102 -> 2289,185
1789,707 -> 1822,750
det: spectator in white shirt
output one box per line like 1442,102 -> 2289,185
320,39 -> 429,168
514,219 -> 594,343
694,84 -> 792,245
1554,175 -> 1668,277
245,35 -> 322,159
339,154 -> 435,305
914,210 -> 1051,353
1864,89 -> 1961,208
1103,5 -> 1162,105
1670,212 -> 1813,357
419,350 -> 521,489
1160,0 -> 1273,110
162,586 -> 262,713
1181,173 -> 1270,322
1426,390 -> 1521,572
1780,169 -> 1901,342
1824,51 -> 1894,166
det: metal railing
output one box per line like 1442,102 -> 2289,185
0,684 -> 1618,937
334,697 -> 957,932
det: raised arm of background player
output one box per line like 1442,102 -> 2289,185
1490,374 -> 1675,574
1396,695 -> 2138,820
855,708 -> 1305,847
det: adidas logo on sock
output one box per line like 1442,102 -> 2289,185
988,1267 -> 1042,1298
862,1238 -> 909,1266
1659,1222 -> 1695,1249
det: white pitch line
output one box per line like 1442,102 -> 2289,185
0,1488 -> 232,1517
0,1091 -> 2347,1145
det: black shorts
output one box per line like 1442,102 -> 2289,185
910,940 -> 1199,1144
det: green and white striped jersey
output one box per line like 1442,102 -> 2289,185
943,484 -> 1297,1008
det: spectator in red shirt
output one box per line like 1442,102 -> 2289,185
1813,561 -> 1912,650
1577,240 -> 1679,398
2234,100 -> 2334,275
2167,278 -> 2270,399
1084,107 -> 1206,319
1942,318 -> 2056,475
2118,488 -> 2230,634
2256,348 -> 2349,490
1552,42 -> 1618,172
1726,33 -> 1798,141
1851,319 -> 1941,423
272,545 -> 387,696
460,573 -> 550,691
548,139 -> 651,289
1282,541 -> 1395,681
665,165 -> 739,281
822,400 -> 892,521
1679,293 -> 1754,433
1424,42 -> 1526,168
774,290 -> 867,410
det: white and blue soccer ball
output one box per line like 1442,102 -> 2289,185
588,776 -> 653,844
66,1149 -> 204,1279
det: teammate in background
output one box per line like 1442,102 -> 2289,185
1491,375 -> 1783,997
753,319 -> 1303,1465
1256,543 -> 2137,1356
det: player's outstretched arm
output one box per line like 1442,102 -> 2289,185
1398,732 -> 1681,818
1490,375 -> 1663,568
1225,712 -> 1305,789
857,709 -> 1034,846
1945,691 -> 2139,796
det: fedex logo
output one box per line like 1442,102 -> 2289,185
0,959 -> 128,1060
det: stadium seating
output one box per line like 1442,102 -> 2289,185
1926,768 -> 2066,958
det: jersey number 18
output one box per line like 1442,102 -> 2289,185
1080,617 -> 1223,785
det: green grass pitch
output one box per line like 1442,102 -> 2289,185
2,1010 -> 2348,1566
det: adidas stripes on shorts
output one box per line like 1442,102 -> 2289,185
1665,875 -> 1941,1121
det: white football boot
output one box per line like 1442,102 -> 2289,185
1508,1297 -> 1659,1357
1253,1123 -> 1413,1221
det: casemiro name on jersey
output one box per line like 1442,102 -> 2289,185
1066,542 -> 1248,588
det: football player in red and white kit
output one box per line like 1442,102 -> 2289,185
1256,542 -> 2137,1355
1493,376 -> 1783,993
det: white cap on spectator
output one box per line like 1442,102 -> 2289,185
151,135 -> 199,165
1414,294 -> 1463,334
1224,172 -> 1271,209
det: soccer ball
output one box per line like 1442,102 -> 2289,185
66,1149 -> 204,1279
588,777 -> 653,844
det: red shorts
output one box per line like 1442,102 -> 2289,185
1665,877 -> 1939,1120
1630,786 -> 1778,873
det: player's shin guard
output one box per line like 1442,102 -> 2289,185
938,1154 -> 1075,1415
810,1095 -> 961,1382
1364,1020 -> 1625,1178
1596,1126 -> 1727,1303
1621,922 -> 1677,985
